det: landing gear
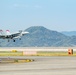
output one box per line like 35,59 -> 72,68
7,38 -> 21,42
19,38 -> 21,40
13,39 -> 15,42
8,39 -> 10,42
7,39 -> 15,42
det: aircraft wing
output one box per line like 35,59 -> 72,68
11,31 -> 29,37
10,32 -> 20,38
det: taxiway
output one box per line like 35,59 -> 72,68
0,56 -> 76,75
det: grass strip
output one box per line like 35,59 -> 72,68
0,51 -> 23,56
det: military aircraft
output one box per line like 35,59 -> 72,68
0,30 -> 29,42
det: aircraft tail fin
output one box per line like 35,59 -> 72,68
6,30 -> 11,35
0,30 -> 4,35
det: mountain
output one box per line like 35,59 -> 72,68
0,26 -> 76,47
24,26 -> 69,47
61,31 -> 76,36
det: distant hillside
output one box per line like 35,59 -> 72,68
0,26 -> 76,47
24,26 -> 69,47
61,31 -> 76,36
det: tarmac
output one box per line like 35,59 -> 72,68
0,56 -> 76,75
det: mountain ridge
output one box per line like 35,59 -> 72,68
0,26 -> 76,47
61,31 -> 76,36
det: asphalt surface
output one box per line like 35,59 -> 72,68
0,56 -> 76,75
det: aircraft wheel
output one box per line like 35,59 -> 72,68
8,40 -> 10,42
13,39 -> 15,42
19,38 -> 21,40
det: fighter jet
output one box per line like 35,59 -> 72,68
0,30 -> 29,42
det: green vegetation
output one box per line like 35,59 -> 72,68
37,51 -> 76,56
0,51 -> 76,56
0,51 -> 23,56
37,51 -> 68,56
0,26 -> 76,47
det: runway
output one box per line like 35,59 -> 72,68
0,56 -> 76,75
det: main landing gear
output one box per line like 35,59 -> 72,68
8,39 -> 15,42
8,38 -> 21,42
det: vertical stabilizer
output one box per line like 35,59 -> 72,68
0,30 -> 4,35
6,30 -> 11,35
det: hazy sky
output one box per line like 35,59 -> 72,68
0,0 -> 76,32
